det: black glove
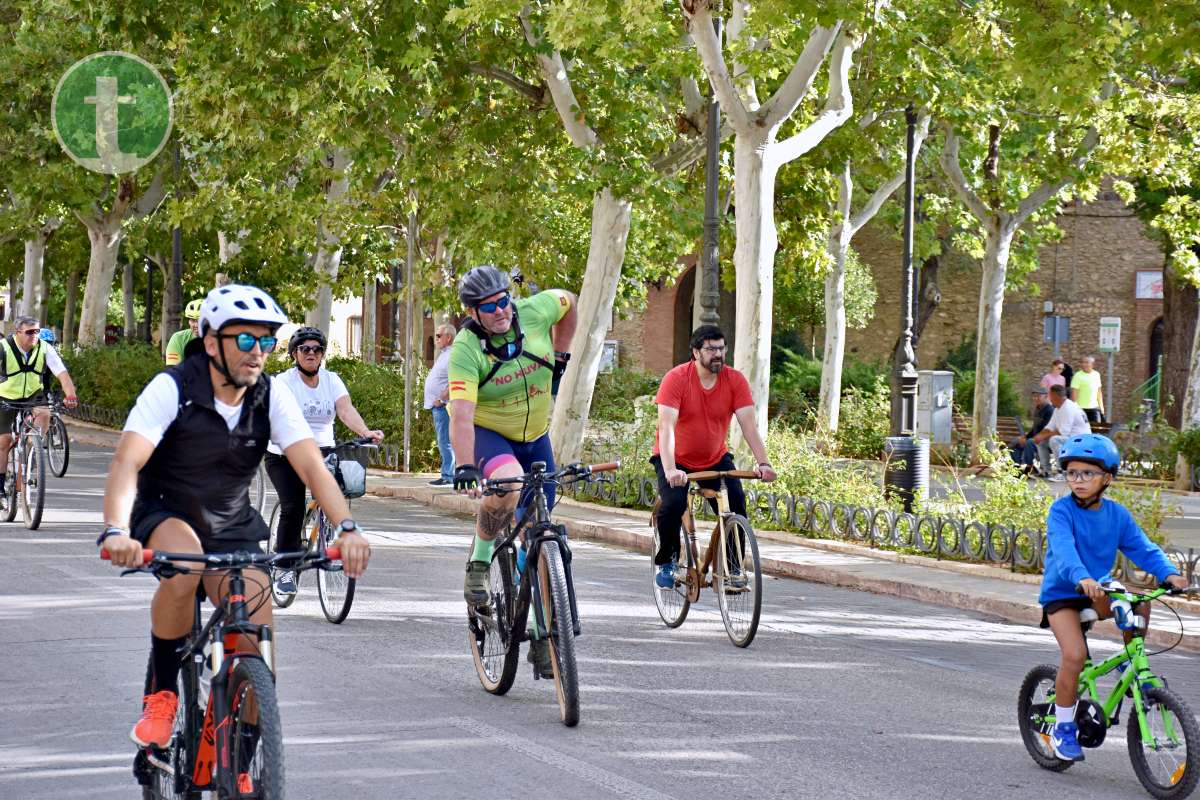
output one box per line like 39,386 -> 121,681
454,464 -> 483,491
552,352 -> 570,397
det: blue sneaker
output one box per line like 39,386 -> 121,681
655,563 -> 676,589
1050,721 -> 1085,761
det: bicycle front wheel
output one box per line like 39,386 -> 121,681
21,435 -> 45,530
3,448 -> 17,523
266,504 -> 297,609
1017,663 -> 1074,772
651,517 -> 691,628
47,415 -> 69,477
539,540 -> 580,727
468,545 -> 519,695
714,514 -> 761,647
1129,685 -> 1200,799
225,658 -> 284,800
316,512 -> 356,623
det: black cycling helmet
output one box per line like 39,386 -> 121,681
288,326 -> 327,356
459,265 -> 511,307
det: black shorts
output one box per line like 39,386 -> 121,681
131,506 -> 263,556
0,393 -> 46,434
1040,597 -> 1093,628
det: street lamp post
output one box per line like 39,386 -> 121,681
890,106 -> 919,436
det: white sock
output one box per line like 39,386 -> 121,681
1056,703 -> 1076,726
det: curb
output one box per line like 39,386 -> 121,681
367,477 -> 1200,653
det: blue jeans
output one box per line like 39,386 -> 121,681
431,405 -> 454,481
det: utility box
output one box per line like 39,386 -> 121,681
915,370 -> 954,444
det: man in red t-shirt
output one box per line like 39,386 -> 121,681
651,325 -> 776,589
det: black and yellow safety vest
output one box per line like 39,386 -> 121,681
0,337 -> 48,400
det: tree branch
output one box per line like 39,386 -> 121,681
939,125 -> 994,223
758,24 -> 842,130
680,0 -> 751,131
131,172 -> 167,220
651,119 -> 735,175
727,0 -> 759,111
467,63 -> 547,107
770,30 -> 859,166
519,5 -> 598,151
1013,121 -> 1104,225
847,112 -> 930,236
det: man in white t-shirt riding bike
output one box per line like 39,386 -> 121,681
98,285 -> 371,750
265,326 -> 383,596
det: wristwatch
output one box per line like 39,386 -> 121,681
338,519 -> 359,535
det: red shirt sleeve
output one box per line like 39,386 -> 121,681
728,369 -> 753,410
655,366 -> 685,409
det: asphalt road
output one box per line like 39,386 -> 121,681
4,443 -> 1200,800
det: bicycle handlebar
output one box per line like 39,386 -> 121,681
684,469 -> 762,481
102,546 -> 341,569
1074,580 -> 1200,602
481,459 -> 621,493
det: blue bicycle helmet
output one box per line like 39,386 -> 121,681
1057,433 -> 1120,476
38,328 -> 56,344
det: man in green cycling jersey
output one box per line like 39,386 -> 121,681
448,265 -> 576,678
164,299 -> 203,366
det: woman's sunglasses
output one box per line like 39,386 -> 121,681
297,344 -> 325,355
476,294 -> 511,314
219,332 -> 278,353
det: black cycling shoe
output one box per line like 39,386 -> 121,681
528,638 -> 554,680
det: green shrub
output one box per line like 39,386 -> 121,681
829,379 -> 891,459
1106,482 -> 1179,546
1114,420 -> 1179,480
769,346 -> 888,422
69,343 -> 166,415
768,424 -> 888,508
589,367 -> 661,423
951,368 -> 1022,419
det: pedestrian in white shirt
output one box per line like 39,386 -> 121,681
1033,384 -> 1092,481
423,323 -> 455,486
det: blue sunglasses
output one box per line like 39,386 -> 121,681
476,294 -> 511,314
219,332 -> 279,353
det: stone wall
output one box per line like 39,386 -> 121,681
845,189 -> 1164,422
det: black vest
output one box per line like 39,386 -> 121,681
132,353 -> 272,542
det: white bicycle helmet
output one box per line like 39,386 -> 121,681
199,284 -> 288,335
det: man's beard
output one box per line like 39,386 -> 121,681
229,365 -> 260,388
705,358 -> 724,374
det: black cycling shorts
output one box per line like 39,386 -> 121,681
131,505 -> 263,555
1040,597 -> 1093,628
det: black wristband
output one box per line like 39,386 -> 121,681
96,526 -> 126,547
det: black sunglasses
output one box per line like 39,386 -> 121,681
297,344 -> 325,355
218,332 -> 278,353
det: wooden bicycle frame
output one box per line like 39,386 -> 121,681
675,469 -> 758,602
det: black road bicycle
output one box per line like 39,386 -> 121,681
467,459 -> 618,727
1,398 -> 49,529
104,546 -> 343,800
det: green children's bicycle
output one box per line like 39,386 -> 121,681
1019,582 -> 1200,799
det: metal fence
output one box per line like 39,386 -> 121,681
560,473 -> 1200,584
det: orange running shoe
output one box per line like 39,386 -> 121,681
237,772 -> 254,793
130,690 -> 178,748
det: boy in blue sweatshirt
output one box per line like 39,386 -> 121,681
1038,434 -> 1188,762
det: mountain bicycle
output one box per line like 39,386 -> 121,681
1019,582 -> 1200,799
467,459 -> 618,727
650,469 -> 762,647
103,545 -> 344,800
266,437 -> 376,623
46,392 -> 70,478
1,398 -> 49,530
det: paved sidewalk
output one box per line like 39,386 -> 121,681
63,417 -> 1200,651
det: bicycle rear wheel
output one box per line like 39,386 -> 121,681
21,435 -> 45,530
225,658 -> 284,800
315,511 -> 356,623
266,504 -> 297,609
651,518 -> 691,628
250,462 -> 267,515
1129,685 -> 1200,799
1017,663 -> 1074,772
3,448 -> 17,523
714,514 -> 761,647
539,540 -> 580,727
47,415 -> 69,477
138,654 -> 203,799
468,545 -> 519,695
